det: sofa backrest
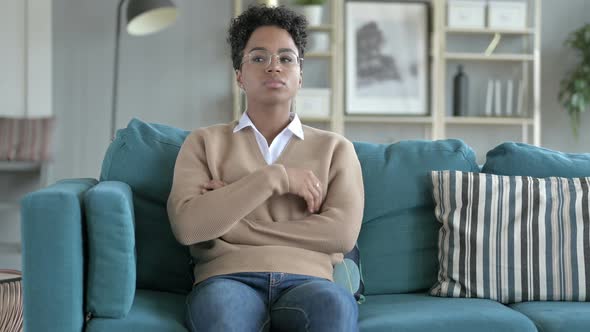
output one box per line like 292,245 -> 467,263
483,142 -> 590,177
100,118 -> 193,294
353,140 -> 480,295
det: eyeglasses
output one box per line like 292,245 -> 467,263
241,50 -> 303,69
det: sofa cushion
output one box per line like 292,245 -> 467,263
100,118 -> 193,294
85,289 -> 187,332
358,293 -> 537,332
101,118 -> 190,203
430,170 -> 590,303
353,140 -> 479,295
84,181 -> 136,318
482,142 -> 590,177
509,301 -> 590,332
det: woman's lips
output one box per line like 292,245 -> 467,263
264,79 -> 285,88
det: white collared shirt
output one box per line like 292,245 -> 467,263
233,112 -> 304,164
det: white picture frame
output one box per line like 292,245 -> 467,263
345,1 -> 429,115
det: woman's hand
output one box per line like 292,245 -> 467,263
285,168 -> 323,213
200,179 -> 226,194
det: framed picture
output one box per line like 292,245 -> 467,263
345,1 -> 429,115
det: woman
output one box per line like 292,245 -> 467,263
167,5 -> 364,331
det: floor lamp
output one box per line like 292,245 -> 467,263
111,0 -> 178,140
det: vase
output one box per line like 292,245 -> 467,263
452,65 -> 469,117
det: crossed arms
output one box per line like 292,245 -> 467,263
167,130 -> 364,255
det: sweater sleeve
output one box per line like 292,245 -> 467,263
221,140 -> 364,254
167,130 -> 290,245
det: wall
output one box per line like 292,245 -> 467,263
43,0 -> 590,179
538,0 -> 590,153
50,0 -> 233,182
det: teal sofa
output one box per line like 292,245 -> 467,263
21,119 -> 590,332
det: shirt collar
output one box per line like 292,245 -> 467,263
233,111 -> 304,140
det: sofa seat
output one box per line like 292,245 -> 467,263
509,301 -> 590,332
358,293 -> 537,332
86,289 -> 187,332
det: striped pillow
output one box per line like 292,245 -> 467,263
429,170 -> 590,303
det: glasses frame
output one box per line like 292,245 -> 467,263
240,50 -> 304,69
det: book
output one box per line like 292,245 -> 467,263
494,80 -> 502,116
516,79 -> 525,117
485,79 -> 494,116
505,79 -> 514,117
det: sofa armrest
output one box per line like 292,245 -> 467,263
21,178 -> 98,332
84,181 -> 136,319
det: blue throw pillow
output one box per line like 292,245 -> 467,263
100,118 -> 193,294
483,142 -> 590,177
333,244 -> 365,303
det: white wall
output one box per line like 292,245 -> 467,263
538,0 -> 590,153
50,0 -> 233,181
0,0 -> 52,118
0,0 -> 26,117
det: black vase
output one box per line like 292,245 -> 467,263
452,65 -> 469,117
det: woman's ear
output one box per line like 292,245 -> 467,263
236,69 -> 243,89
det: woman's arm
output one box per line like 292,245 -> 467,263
222,141 -> 364,254
167,130 -> 290,245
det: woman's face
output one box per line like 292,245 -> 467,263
236,26 -> 302,107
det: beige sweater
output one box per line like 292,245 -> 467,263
167,121 -> 364,284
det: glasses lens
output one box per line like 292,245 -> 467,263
247,50 -> 299,67
278,53 -> 298,65
249,50 -> 270,65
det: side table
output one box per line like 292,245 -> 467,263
0,269 -> 23,332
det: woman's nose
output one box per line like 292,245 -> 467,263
266,56 -> 282,72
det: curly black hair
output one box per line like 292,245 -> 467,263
227,5 -> 308,71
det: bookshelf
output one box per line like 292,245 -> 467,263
434,0 -> 541,145
444,53 -> 535,61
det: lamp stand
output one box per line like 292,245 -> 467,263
111,0 -> 126,141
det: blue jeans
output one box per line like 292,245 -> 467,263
185,272 -> 359,332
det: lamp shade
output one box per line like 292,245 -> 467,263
126,0 -> 177,36
257,0 -> 279,6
